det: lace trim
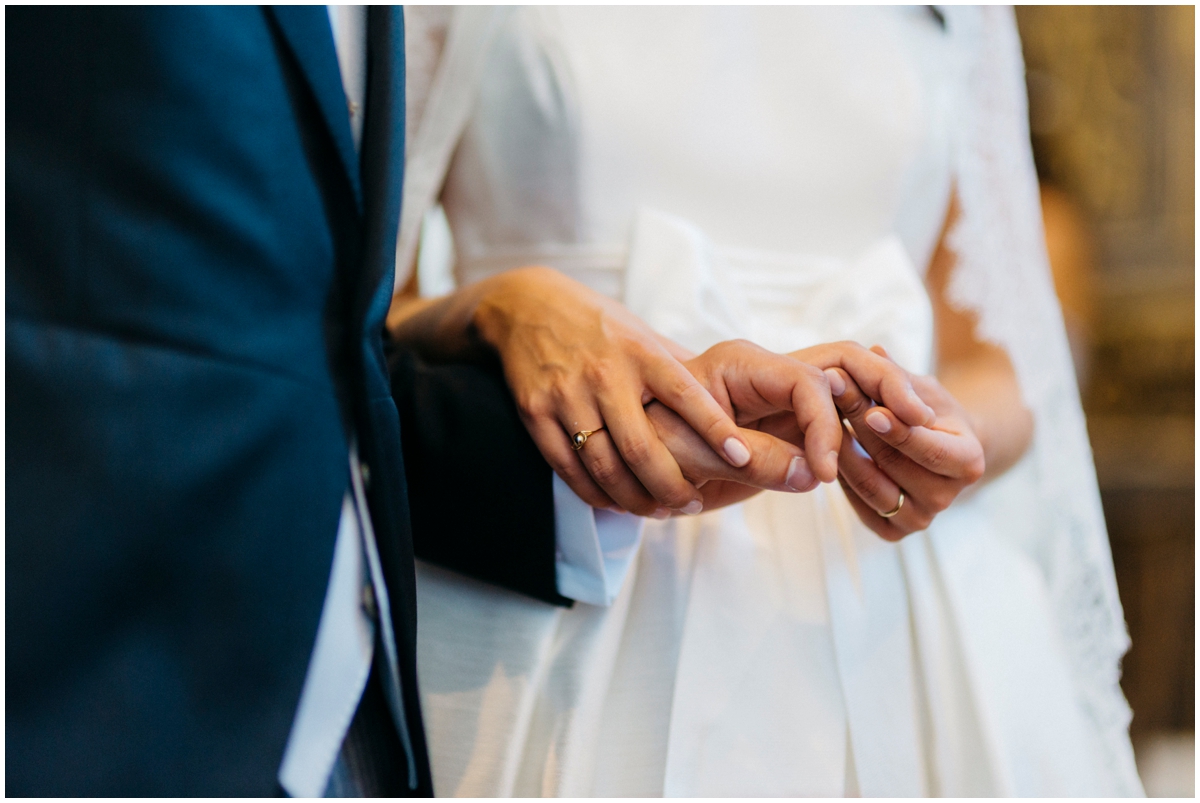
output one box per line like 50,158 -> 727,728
942,7 -> 1140,792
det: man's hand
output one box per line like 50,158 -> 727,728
644,400 -> 818,512
830,367 -> 985,541
682,339 -> 843,483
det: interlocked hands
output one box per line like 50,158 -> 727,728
390,265 -> 990,536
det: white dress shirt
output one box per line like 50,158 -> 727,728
278,8 -> 643,795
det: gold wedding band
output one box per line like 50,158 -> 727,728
880,491 -> 905,518
571,428 -> 605,451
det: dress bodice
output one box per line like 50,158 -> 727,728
442,6 -> 958,284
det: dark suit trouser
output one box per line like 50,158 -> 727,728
324,636 -> 415,798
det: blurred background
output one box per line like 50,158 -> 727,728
1015,6 -> 1194,797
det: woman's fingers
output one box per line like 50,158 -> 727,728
593,390 -> 705,515
524,415 -> 620,511
831,371 -> 948,488
855,405 -> 985,483
836,435 -> 936,539
555,390 -> 685,517
836,475 -> 904,542
644,354 -> 754,469
831,369 -> 983,526
796,342 -> 934,427
836,425 -> 903,517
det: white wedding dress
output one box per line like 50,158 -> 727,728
398,6 -> 1143,797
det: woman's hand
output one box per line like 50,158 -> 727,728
464,267 -> 759,517
830,367 -> 985,541
823,192 -> 1032,540
787,342 -> 937,428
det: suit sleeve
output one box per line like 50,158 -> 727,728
386,343 -> 572,607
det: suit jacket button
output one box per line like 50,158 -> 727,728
360,462 -> 371,489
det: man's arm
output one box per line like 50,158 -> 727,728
388,344 -> 571,606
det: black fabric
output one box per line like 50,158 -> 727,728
389,348 -> 570,608
325,646 -> 416,798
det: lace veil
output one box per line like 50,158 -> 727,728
942,7 -> 1139,792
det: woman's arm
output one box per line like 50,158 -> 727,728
925,197 -> 1034,482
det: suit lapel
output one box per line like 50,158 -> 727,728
266,5 -> 364,212
359,5 -> 406,314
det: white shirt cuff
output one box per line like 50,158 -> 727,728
552,473 -> 644,606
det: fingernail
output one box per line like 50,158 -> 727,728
824,368 -> 846,396
652,507 -> 672,520
608,505 -> 627,514
826,451 -> 839,482
785,456 -> 816,492
681,500 -> 704,516
866,410 -> 891,434
724,437 -> 751,467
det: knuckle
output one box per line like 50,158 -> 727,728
587,455 -> 623,488
547,375 -> 575,405
617,435 -> 653,467
839,393 -> 872,417
887,424 -> 914,448
658,484 -> 696,510
872,445 -> 906,473
516,391 -> 549,421
928,487 -> 956,512
733,337 -> 765,357
851,472 -> 888,508
707,340 -> 734,359
923,440 -> 951,473
667,373 -> 706,406
581,356 -> 615,388
547,457 -> 577,480
802,362 -> 829,387
553,463 -> 601,504
555,454 -> 589,481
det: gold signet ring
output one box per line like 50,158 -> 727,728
880,491 -> 905,518
571,428 -> 604,451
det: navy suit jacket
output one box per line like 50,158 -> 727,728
7,6 -> 559,796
